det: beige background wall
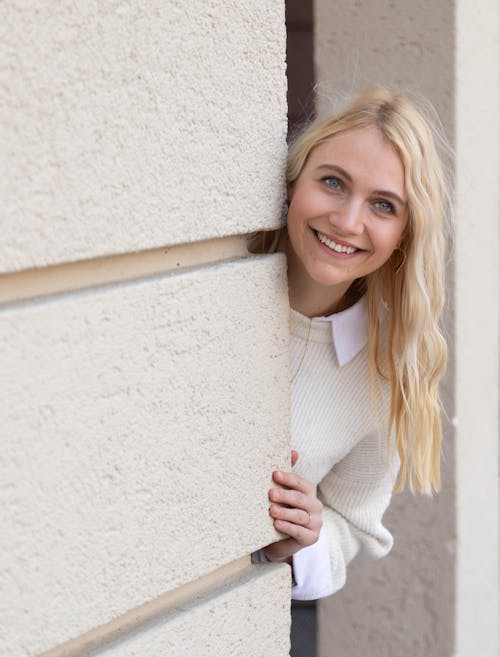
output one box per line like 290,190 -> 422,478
454,2 -> 499,654
1,2 -> 292,656
314,1 -> 499,657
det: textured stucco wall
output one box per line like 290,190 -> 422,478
315,2 -> 499,657
2,258 -> 290,655
1,2 -> 290,656
83,565 -> 291,657
1,1 -> 287,271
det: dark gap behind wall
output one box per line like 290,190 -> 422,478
286,0 -> 315,137
286,2 -> 317,657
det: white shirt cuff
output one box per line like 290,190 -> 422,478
291,526 -> 333,600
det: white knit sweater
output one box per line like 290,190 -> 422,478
289,297 -> 398,600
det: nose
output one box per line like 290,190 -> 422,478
328,199 -> 365,235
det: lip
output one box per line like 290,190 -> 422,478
312,228 -> 366,252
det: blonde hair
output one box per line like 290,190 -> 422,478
251,87 -> 451,495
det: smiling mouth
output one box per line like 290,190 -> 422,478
313,230 -> 362,254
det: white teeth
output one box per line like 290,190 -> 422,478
316,231 -> 358,254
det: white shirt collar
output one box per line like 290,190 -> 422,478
316,295 -> 368,366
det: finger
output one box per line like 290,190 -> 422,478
269,503 -> 314,528
273,469 -> 314,495
269,486 -> 322,515
269,486 -> 308,510
291,450 -> 299,467
273,518 -> 316,546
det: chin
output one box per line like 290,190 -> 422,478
307,265 -> 355,289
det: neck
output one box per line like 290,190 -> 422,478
288,279 -> 355,317
284,243 -> 356,318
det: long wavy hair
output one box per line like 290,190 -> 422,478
250,87 -> 452,494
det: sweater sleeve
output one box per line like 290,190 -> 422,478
293,431 -> 399,600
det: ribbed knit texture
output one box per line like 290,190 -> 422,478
290,308 -> 398,595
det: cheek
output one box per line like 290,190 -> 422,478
377,221 -> 408,254
287,205 -> 317,241
288,184 -> 329,224
286,201 -> 308,235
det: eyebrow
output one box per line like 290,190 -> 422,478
315,164 -> 407,207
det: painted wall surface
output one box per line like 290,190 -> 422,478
454,1 -> 499,655
1,2 -> 291,656
314,2 -> 499,657
1,1 -> 287,272
314,0 -> 454,127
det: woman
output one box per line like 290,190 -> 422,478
250,87 -> 450,600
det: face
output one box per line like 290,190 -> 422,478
286,126 -> 408,308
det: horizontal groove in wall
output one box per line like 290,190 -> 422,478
0,235 -> 249,305
38,556 -> 280,657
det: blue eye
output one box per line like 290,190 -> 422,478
374,200 -> 395,214
322,176 -> 342,190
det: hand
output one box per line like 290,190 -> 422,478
263,451 -> 323,563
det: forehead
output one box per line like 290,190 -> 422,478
305,127 -> 406,198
